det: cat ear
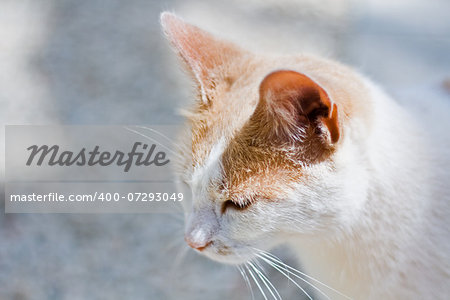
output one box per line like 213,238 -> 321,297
251,70 -> 340,144
160,12 -> 244,104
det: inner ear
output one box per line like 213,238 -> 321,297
254,70 -> 340,144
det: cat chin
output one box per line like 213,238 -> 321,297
201,248 -> 255,265
203,253 -> 251,265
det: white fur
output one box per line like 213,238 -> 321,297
182,81 -> 450,299
286,81 -> 450,299
164,13 -> 450,297
184,137 -> 226,248
189,136 -> 225,201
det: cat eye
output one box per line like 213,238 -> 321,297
221,199 -> 252,214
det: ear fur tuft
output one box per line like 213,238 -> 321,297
251,70 -> 340,144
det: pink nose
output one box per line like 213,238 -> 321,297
184,235 -> 212,251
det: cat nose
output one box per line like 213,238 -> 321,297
185,228 -> 212,251
185,236 -> 212,251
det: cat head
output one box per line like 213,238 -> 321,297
161,12 -> 371,264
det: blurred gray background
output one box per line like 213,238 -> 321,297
1,0 -> 449,299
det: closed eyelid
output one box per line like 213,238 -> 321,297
221,198 -> 253,214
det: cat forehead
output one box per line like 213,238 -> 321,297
190,136 -> 226,188
183,55 -> 361,195
188,119 -> 304,199
186,61 -> 317,195
188,73 -> 260,166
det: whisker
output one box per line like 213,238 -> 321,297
246,263 -> 269,300
253,258 -> 267,275
257,250 -> 353,300
237,265 -> 255,300
135,126 -> 177,144
170,244 -> 189,270
258,254 -> 329,300
123,127 -> 183,160
165,231 -> 184,251
256,254 -> 313,300
248,260 -> 282,300
135,126 -> 184,152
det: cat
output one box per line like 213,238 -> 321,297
160,12 -> 450,300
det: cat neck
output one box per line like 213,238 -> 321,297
288,83 -> 443,299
